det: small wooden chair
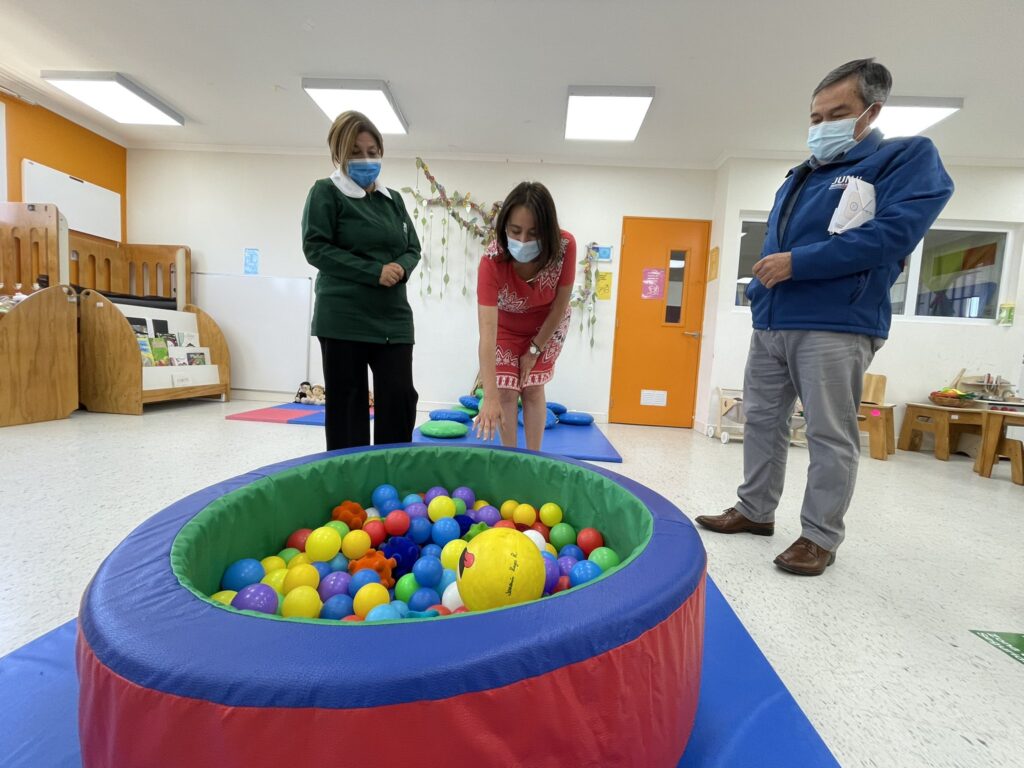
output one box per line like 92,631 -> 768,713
858,373 -> 896,460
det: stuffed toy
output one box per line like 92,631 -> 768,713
294,381 -> 312,403
307,384 -> 326,405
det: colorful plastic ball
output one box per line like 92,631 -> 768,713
425,486 -> 449,504
364,506 -> 380,519
341,529 -> 372,560
431,517 -> 461,546
286,528 -> 313,552
549,523 -> 578,552
441,581 -> 465,611
384,510 -> 411,537
438,568 -> 457,595
452,498 -> 467,516
409,587 -> 441,612
221,558 -> 265,592
353,582 -> 390,618
557,556 -> 578,578
366,603 -> 402,622
402,493 -> 424,508
553,575 -> 571,594
371,484 -> 400,510
389,599 -> 410,618
476,505 -> 501,527
421,543 -> 442,559
378,497 -> 403,516
348,568 -> 381,597
277,547 -> 300,565
429,604 -> 452,616
576,528 -> 605,557
522,529 -> 547,551
318,570 -> 352,602
312,560 -> 331,581
320,593 -> 354,620
363,519 -> 387,548
473,499 -> 490,511
499,500 -> 519,520
457,528 -> 545,611
428,496 -> 457,522
453,514 -> 473,536
282,585 -> 322,618
260,555 -> 286,573
569,559 -> 603,587
542,555 -> 560,594
328,553 -> 350,572
395,573 -> 420,603
288,553 -> 312,569
305,526 -> 343,562
513,503 -> 537,527
231,583 -> 278,614
412,555 -> 443,588
539,502 -> 564,527
325,521 -> 351,539
452,486 -> 477,507
465,521 -> 489,541
342,615 -> 364,622
530,522 -> 551,541
544,543 -> 558,557
283,563 -> 320,593
559,544 -> 585,562
405,501 -> 428,519
211,590 -> 236,605
494,520 -> 516,530
589,546 -> 621,572
261,568 -> 287,594
441,539 -> 469,572
408,517 -> 433,544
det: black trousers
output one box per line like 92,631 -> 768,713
318,337 -> 418,450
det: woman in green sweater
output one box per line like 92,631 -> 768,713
302,111 -> 421,450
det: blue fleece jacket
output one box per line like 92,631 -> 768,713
747,129 -> 953,338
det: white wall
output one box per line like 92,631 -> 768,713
1,101 -> 7,201
127,149 -> 716,416
695,159 -> 1024,431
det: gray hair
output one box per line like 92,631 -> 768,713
813,58 -> 892,106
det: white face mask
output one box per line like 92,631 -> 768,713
507,236 -> 541,263
807,104 -> 876,163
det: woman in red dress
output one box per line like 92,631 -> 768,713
475,182 -> 576,450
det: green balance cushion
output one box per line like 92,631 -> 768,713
420,420 -> 470,439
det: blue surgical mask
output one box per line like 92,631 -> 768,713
506,236 -> 541,263
807,105 -> 874,163
347,158 -> 382,188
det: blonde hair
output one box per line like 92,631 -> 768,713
327,111 -> 384,169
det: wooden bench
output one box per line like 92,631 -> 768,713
973,410 -> 1024,485
897,402 -> 986,461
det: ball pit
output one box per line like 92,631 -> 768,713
77,445 -> 706,766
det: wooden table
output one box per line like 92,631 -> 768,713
898,402 -> 987,460
974,410 -> 1024,484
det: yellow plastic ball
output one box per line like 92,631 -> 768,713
211,590 -> 236,605
428,496 -> 456,522
283,563 -> 320,594
305,526 -> 342,562
353,582 -> 390,618
539,503 -> 563,527
288,552 -> 312,569
544,543 -> 558,557
473,499 -> 490,511
281,585 -> 323,618
260,555 -> 286,573
441,539 -> 469,572
513,503 -> 537,526
456,528 -> 545,611
341,529 -> 372,560
261,568 -> 288,594
499,500 -> 519,520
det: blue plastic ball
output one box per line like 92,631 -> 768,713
412,555 -> 443,588
328,553 -> 350,572
409,587 -> 441,612
371,484 -> 400,510
389,599 -> 410,618
348,569 -> 382,597
408,516 -> 432,544
438,568 -> 457,595
431,518 -> 460,546
312,561 -> 332,581
452,514 -> 473,536
366,603 -> 402,622
569,559 -> 603,587
421,543 -> 443,559
559,544 -> 586,562
378,497 -> 402,515
221,558 -> 265,592
320,593 -> 354,620
402,494 -> 424,508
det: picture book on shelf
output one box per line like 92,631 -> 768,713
138,337 -> 155,366
152,319 -> 170,336
186,351 -> 209,366
169,345 -> 211,366
176,331 -> 200,347
150,337 -> 171,366
159,333 -> 178,347
127,316 -> 151,337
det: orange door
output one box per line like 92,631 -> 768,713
609,217 -> 710,427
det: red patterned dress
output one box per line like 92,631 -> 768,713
477,231 -> 576,390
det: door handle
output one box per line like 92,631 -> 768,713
683,331 -> 701,339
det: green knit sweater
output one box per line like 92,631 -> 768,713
301,178 -> 421,344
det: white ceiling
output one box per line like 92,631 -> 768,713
2,0 -> 1022,168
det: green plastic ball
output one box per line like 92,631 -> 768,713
549,523 -> 578,552
588,546 -> 621,572
395,572 -> 420,603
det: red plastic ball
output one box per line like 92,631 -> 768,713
576,527 -> 605,557
384,510 -> 411,537
452,607 -> 468,614
530,522 -> 551,541
363,519 -> 387,548
342,615 -> 363,622
494,520 -> 516,530
553,575 -> 571,593
429,604 -> 452,616
286,528 -> 313,551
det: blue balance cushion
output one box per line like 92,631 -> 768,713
429,409 -> 472,424
558,411 -> 594,426
518,408 -> 558,429
459,395 -> 480,410
547,401 -> 568,415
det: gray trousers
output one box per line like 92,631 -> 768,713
735,330 -> 882,551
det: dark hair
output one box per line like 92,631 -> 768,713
494,182 -> 562,270
813,58 -> 892,107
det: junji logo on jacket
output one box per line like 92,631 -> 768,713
829,175 -> 863,191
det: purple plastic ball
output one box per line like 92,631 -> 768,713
557,555 -> 578,578
424,486 -> 449,504
231,583 -> 278,614
543,555 -> 560,594
476,505 -> 501,527
318,571 -> 352,602
405,502 -> 429,519
452,486 -> 476,507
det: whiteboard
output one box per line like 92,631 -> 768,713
193,272 -> 312,392
22,159 -> 121,240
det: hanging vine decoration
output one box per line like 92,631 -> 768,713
401,157 -> 501,244
571,242 -> 599,347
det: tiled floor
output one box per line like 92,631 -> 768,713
2,400 -> 1021,767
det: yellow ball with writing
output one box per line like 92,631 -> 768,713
456,528 -> 545,611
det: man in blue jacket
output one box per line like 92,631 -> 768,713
696,59 -> 954,575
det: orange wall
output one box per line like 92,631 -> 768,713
1,93 -> 127,240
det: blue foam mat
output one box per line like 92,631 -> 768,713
413,422 -> 622,463
0,578 -> 836,768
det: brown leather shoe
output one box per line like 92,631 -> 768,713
773,537 -> 836,576
694,508 -> 774,536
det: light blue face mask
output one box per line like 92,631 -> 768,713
347,158 -> 382,188
807,105 -> 874,163
506,236 -> 542,263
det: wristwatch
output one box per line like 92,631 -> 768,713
529,340 -> 542,356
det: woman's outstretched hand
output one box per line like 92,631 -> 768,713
474,397 -> 503,442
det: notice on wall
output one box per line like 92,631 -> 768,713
641,268 -> 665,299
708,247 -> 720,282
596,246 -> 613,262
596,271 -> 612,301
640,389 -> 668,407
244,248 -> 260,275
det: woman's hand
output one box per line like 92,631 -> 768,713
519,351 -> 540,384
379,263 -> 405,287
474,396 -> 503,442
